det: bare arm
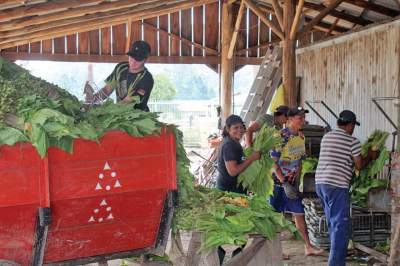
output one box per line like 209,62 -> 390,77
225,151 -> 260,176
91,84 -> 113,103
245,121 -> 261,148
353,149 -> 379,171
272,162 -> 285,183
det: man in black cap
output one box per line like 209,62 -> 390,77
315,110 -> 378,266
87,40 -> 154,111
245,105 -> 289,147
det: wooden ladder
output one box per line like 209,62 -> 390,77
240,46 -> 282,125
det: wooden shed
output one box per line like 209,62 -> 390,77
1,0 -> 400,264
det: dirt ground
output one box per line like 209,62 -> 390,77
84,234 -> 373,266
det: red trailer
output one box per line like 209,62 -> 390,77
0,130 -> 177,266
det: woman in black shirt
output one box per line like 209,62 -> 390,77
217,114 -> 260,194
216,114 -> 260,264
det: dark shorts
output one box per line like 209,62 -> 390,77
269,185 -> 304,214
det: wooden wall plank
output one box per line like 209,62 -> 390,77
312,31 -> 326,42
248,9 -> 258,57
259,18 -> 269,56
143,18 -> 157,56
42,39 -> 52,53
112,23 -> 126,55
159,15 -> 169,56
3,47 -> 17,52
181,8 -> 192,56
298,31 -> 312,47
193,5 -> 204,56
78,32 -> 89,54
297,24 -> 400,141
53,36 -> 65,54
66,34 -> 77,54
89,29 -> 99,55
130,20 -> 142,44
18,44 -> 28,52
170,11 -> 180,56
205,2 -> 219,55
30,41 -> 40,53
101,26 -> 111,55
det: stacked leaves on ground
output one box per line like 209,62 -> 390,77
173,187 -> 300,252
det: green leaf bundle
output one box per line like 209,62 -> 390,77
351,130 -> 390,207
238,125 -> 282,197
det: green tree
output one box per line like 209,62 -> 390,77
150,74 -> 177,101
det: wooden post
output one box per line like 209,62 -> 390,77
220,0 -> 234,123
282,0 -> 296,107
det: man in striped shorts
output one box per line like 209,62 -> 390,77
315,110 -> 378,266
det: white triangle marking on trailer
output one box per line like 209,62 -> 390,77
95,182 -> 102,190
107,213 -> 114,220
114,180 -> 122,188
104,162 -> 111,170
88,216 -> 95,222
100,199 -> 107,206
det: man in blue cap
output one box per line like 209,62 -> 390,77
87,40 -> 154,111
315,110 -> 379,266
245,105 -> 289,147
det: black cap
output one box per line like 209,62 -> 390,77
338,110 -> 360,126
127,40 -> 151,61
225,114 -> 244,127
274,105 -> 289,116
287,107 -> 309,117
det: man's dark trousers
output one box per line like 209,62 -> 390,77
316,184 -> 350,266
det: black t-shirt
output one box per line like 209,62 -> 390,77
105,62 -> 154,111
217,137 -> 247,194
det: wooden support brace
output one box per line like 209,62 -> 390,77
243,0 -> 284,40
271,0 -> 284,31
289,0 -> 304,40
227,0 -> 245,59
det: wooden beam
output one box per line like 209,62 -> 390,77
0,0 -> 156,31
0,0 -> 218,49
354,243 -> 388,264
290,0 -> 304,40
297,0 -> 345,38
0,51 -> 262,65
0,0 -> 103,22
142,22 -> 218,55
0,0 -> 187,39
303,2 -> 372,26
344,0 -> 400,17
389,223 -> 400,266
227,0 -> 245,59
304,16 -> 347,33
243,0 -> 284,40
327,16 -> 340,35
220,0 -> 234,121
271,0 -> 284,31
0,0 -> 47,11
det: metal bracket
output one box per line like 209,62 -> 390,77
304,100 -> 338,131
